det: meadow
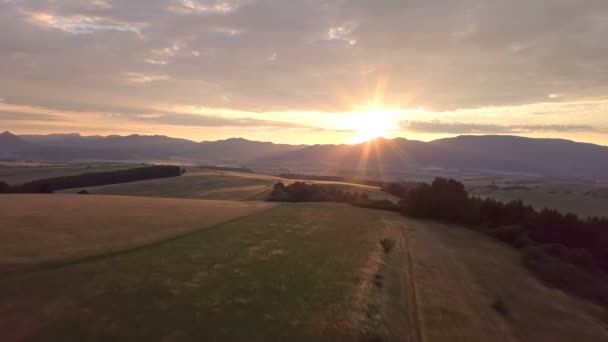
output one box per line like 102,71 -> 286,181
1,198 -> 606,340
1,163 -> 607,341
0,195 -> 272,274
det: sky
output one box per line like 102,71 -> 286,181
1,0 -> 608,145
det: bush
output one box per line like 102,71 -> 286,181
489,226 -> 525,245
380,238 -> 396,254
355,199 -> 398,211
0,181 -> 9,194
492,298 -> 509,317
77,190 -> 90,195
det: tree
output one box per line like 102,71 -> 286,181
0,181 -> 9,193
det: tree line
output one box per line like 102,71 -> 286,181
0,165 -> 182,194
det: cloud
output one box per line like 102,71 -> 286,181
0,110 -> 63,121
1,0 -> 608,144
134,113 -> 322,130
400,120 -> 604,134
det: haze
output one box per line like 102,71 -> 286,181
1,0 -> 608,145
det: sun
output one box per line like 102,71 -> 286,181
346,108 -> 398,144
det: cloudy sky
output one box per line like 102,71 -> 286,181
1,0 -> 608,145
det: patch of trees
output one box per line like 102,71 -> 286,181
1,165 -> 182,194
268,181 -> 399,212
268,181 -> 369,203
380,181 -> 422,201
386,177 -> 608,306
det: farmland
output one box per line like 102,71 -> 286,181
1,198 -> 606,340
59,169 -> 397,201
469,182 -> 608,218
0,195 -> 272,274
1,163 -> 607,340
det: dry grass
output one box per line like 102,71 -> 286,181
0,203 -> 379,341
0,194 -> 273,272
376,212 -> 608,342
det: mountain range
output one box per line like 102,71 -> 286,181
2,131 -> 608,182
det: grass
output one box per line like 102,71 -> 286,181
0,162 -> 141,185
0,203 -> 380,341
3,179 -> 606,340
384,213 -> 608,342
0,194 -> 272,273
60,172 -> 277,200
60,170 -> 397,202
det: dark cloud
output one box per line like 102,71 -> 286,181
400,120 -> 604,134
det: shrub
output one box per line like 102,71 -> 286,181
0,181 -> 9,194
77,190 -> 90,195
380,238 -> 396,254
492,298 -> 509,317
373,274 -> 383,288
490,226 -> 525,246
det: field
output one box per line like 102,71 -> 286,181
1,197 -> 607,340
0,203 -> 380,341
469,181 -> 608,218
0,162 -> 142,185
376,213 -> 607,341
0,195 -> 272,274
2,163 -> 607,340
59,169 -> 398,201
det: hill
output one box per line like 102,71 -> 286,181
1,200 -> 605,340
0,131 -> 30,154
4,132 -> 608,182
8,133 -> 305,163
253,136 -> 608,182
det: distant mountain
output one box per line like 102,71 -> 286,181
3,132 -> 608,182
4,132 -> 305,164
193,138 -> 305,164
0,131 -> 30,153
252,136 -> 608,182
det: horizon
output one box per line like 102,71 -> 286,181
2,1 -> 608,146
4,129 -> 608,148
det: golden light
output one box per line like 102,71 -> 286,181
345,108 -> 399,144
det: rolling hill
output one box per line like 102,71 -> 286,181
3,131 -> 608,182
4,132 -> 305,164
252,136 -> 608,182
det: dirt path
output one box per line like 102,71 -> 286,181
367,211 -> 608,342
